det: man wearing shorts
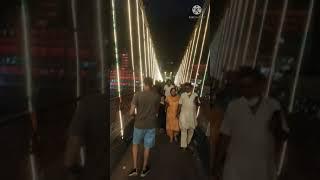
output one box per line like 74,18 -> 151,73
128,77 -> 161,177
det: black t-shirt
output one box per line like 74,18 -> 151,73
69,93 -> 107,180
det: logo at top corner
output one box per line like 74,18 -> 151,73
192,5 -> 202,16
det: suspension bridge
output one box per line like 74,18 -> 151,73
0,0 -> 318,180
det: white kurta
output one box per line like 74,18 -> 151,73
179,92 -> 199,129
164,85 -> 174,97
220,97 -> 281,180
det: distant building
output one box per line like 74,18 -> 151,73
110,51 -> 139,90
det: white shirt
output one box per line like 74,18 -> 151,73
220,97 -> 283,180
164,84 -> 174,97
179,92 -> 199,129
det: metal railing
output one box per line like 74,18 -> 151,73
0,91 -> 135,180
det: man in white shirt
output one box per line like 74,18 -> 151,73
214,67 -> 289,180
177,83 -> 200,150
164,80 -> 174,98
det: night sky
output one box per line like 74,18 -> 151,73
144,0 -> 205,71
116,0 -> 205,72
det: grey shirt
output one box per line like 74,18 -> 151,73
132,90 -> 161,129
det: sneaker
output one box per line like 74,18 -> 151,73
140,166 -> 151,177
128,169 -> 138,177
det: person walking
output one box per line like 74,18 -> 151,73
128,77 -> 161,177
164,80 -> 174,98
158,89 -> 166,133
64,93 -> 107,180
177,83 -> 200,150
165,87 -> 180,143
214,67 -> 289,180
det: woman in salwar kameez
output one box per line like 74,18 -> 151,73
165,87 -> 180,143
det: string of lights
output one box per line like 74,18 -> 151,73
142,11 -> 147,77
193,5 -> 210,93
21,1 -> 38,179
111,0 -> 124,138
189,5 -> 205,83
186,28 -> 197,82
176,3 -> 209,88
233,0 -> 249,70
127,0 -> 136,93
136,0 -> 143,90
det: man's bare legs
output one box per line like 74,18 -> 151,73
132,144 -> 138,169
142,148 -> 150,170
132,145 -> 150,170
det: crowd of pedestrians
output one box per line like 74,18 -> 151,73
63,66 -> 290,180
127,78 -> 201,177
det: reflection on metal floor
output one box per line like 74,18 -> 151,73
111,133 -> 207,180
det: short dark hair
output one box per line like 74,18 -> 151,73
184,82 -> 192,88
170,87 -> 176,93
144,77 -> 153,87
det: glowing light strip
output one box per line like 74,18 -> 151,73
97,0 -> 105,94
136,0 -> 143,90
71,0 -> 80,97
280,2 -> 314,176
218,13 -> 228,80
227,0 -> 243,70
253,0 -> 269,68
200,52 -> 210,97
221,9 -> 231,74
222,3 -> 234,71
21,0 -> 32,113
233,0 -> 249,70
80,147 -> 85,166
193,5 -> 210,93
182,46 -> 188,83
111,0 -> 121,98
181,52 -> 186,83
181,51 -> 187,83
216,17 -> 226,80
197,52 -> 210,117
29,153 -> 37,180
73,0 -> 86,166
146,31 -> 150,76
278,2 -> 313,176
288,0 -> 314,113
22,1 -> 38,180
186,28 -> 197,82
111,0 -> 124,137
266,0 -> 288,97
185,44 -> 192,83
149,35 -> 152,77
142,13 -> 147,76
241,0 -> 257,65
151,49 -> 154,80
149,38 -> 152,78
128,0 -> 136,93
190,9 -> 204,82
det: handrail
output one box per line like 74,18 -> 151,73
0,91 -> 135,128
0,96 -> 81,127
